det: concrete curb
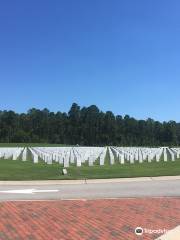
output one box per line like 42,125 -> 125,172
0,175 -> 180,185
155,225 -> 180,240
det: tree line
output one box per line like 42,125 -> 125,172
0,103 -> 179,146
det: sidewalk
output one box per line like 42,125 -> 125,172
0,198 -> 179,240
0,175 -> 180,185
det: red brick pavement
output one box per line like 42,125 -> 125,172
0,198 -> 179,240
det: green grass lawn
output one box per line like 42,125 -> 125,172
0,158 -> 180,180
0,143 -> 69,147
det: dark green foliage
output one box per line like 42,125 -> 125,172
0,103 -> 180,146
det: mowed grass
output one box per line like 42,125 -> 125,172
0,143 -> 69,147
0,158 -> 180,180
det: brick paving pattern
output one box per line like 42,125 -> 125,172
0,198 -> 179,240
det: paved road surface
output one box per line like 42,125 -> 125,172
0,179 -> 180,201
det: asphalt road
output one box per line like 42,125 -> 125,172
0,179 -> 180,201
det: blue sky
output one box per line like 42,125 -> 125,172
0,0 -> 180,122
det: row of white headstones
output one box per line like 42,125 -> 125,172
0,146 -> 180,167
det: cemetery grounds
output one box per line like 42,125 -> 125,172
0,143 -> 180,180
0,143 -> 180,239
